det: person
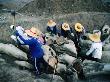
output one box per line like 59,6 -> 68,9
60,22 -> 73,38
85,32 -> 102,62
101,24 -> 110,43
72,23 -> 85,54
15,26 -> 48,75
46,19 -> 57,35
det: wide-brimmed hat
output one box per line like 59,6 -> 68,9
75,23 -> 84,32
93,30 -> 101,36
62,23 -> 70,31
47,19 -> 56,27
25,27 -> 41,38
89,33 -> 101,42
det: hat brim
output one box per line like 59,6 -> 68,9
75,23 -> 83,32
62,23 -> 70,31
25,30 -> 38,38
89,34 -> 101,42
47,22 -> 56,27
75,27 -> 83,32
62,26 -> 70,30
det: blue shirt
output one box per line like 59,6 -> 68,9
15,28 -> 44,59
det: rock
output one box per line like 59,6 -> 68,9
0,62 -> 35,82
83,60 -> 104,74
55,36 -> 68,45
103,64 -> 110,71
66,72 -> 78,82
0,58 -> 5,62
56,63 -> 67,74
42,45 -> 56,57
83,60 -> 110,75
59,54 -> 76,65
48,57 -> 58,68
101,51 -> 110,63
42,45 -> 57,68
35,74 -> 64,82
103,43 -> 110,51
45,33 -> 57,42
14,60 -> 33,69
0,43 -> 28,60
42,45 -> 77,75
80,39 -> 92,49
63,40 -> 77,57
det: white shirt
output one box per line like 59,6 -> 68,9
86,42 -> 102,59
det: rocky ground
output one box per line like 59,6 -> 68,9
0,0 -> 110,82
0,12 -> 110,43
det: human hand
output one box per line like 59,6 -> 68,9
16,26 -> 24,31
10,25 -> 14,30
10,35 -> 17,42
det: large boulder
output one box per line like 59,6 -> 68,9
101,51 -> 110,63
103,43 -> 110,51
0,43 -> 28,60
0,62 -> 35,82
103,64 -> 110,71
62,40 -> 77,57
35,74 -> 64,82
14,60 -> 33,69
83,60 -> 104,74
59,54 -> 76,65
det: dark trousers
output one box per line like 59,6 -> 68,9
81,54 -> 100,62
32,57 -> 48,75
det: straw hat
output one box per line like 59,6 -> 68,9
89,33 -> 101,42
75,23 -> 83,32
47,19 -> 56,27
62,23 -> 70,31
25,27 -> 41,38
93,30 -> 101,36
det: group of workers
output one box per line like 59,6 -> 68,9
11,19 -> 102,76
46,19 -> 102,62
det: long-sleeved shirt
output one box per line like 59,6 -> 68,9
47,25 -> 57,35
61,26 -> 73,38
86,42 -> 102,59
15,27 -> 44,59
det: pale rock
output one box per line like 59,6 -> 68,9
59,54 -> 76,65
56,63 -> 67,74
0,43 -> 28,60
14,60 -> 33,69
103,43 -> 110,51
35,74 -> 64,82
63,40 -> 77,57
42,45 -> 56,63
103,64 -> 110,71
101,51 -> 110,63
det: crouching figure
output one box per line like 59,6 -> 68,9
86,31 -> 102,62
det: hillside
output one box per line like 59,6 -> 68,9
19,0 -> 109,16
0,0 -> 33,10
